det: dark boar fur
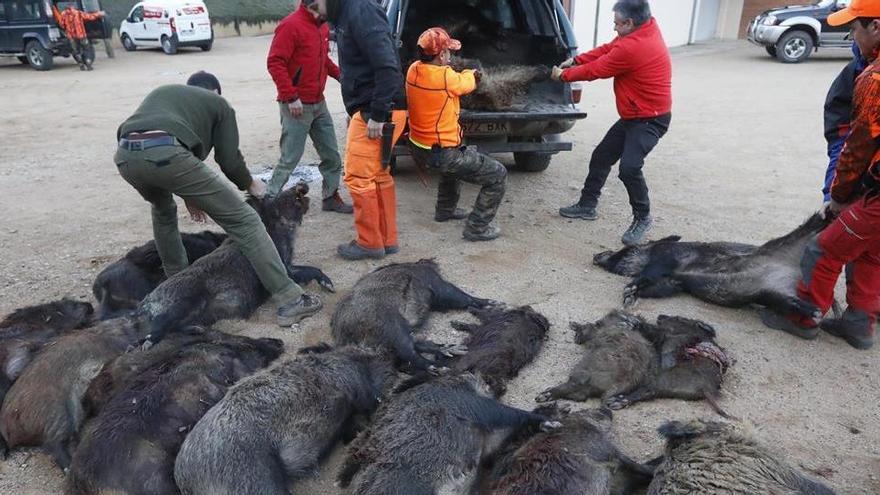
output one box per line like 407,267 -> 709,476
0,299 -> 94,457
331,259 -> 496,373
0,316 -> 141,469
64,332 -> 283,495
648,420 -> 836,495
482,403 -> 653,495
450,56 -> 549,111
173,344 -> 396,495
337,373 -> 561,495
92,231 -> 227,319
136,184 -> 333,348
81,327 -> 222,417
593,213 -> 831,319
449,305 -> 550,397
536,311 -> 733,418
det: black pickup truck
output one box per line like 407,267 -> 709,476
384,0 -> 587,172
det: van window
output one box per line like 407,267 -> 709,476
8,0 -> 43,21
130,5 -> 144,22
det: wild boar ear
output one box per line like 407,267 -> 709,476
294,182 -> 309,198
570,322 -> 596,344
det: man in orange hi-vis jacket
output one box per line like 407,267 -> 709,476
406,27 -> 507,242
57,4 -> 105,71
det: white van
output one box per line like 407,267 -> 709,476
119,0 -> 212,54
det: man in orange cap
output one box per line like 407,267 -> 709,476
761,0 -> 880,350
406,27 -> 508,241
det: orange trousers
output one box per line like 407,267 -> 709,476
343,110 -> 407,250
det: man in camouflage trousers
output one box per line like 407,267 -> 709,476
405,27 -> 507,242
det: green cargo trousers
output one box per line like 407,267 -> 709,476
114,143 -> 304,305
267,100 -> 342,199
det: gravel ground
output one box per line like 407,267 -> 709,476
0,38 -> 877,494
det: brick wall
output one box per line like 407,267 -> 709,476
739,0 -> 795,37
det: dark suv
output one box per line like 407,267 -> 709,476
747,0 -> 851,63
0,0 -> 109,70
385,0 -> 587,172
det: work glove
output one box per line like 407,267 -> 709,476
248,177 -> 267,199
287,98 -> 304,119
559,57 -> 577,69
550,66 -> 565,82
366,119 -> 384,140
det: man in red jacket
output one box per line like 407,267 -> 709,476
553,0 -> 671,246
266,0 -> 351,213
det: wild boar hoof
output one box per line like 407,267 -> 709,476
535,390 -> 554,403
622,284 -> 639,307
540,420 -> 563,431
604,395 -> 631,410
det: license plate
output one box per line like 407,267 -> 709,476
462,121 -> 508,136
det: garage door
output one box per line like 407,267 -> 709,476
695,0 -> 721,41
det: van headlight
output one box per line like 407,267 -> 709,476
49,27 -> 61,40
762,15 -> 778,26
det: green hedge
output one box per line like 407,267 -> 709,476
100,0 -> 299,30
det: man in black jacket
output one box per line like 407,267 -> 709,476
822,43 -> 867,201
317,0 -> 409,260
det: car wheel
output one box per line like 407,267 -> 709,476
25,40 -> 53,71
514,152 -> 552,172
200,41 -> 212,52
161,35 -> 178,55
775,30 -> 813,63
121,34 -> 136,52
765,45 -> 777,57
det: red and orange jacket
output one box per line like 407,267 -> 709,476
561,17 -> 672,120
831,60 -> 880,203
406,61 -> 477,148
267,5 -> 341,104
58,7 -> 102,41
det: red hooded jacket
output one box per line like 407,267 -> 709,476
267,5 -> 341,104
562,18 -> 671,120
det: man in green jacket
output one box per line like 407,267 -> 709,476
114,71 -> 322,326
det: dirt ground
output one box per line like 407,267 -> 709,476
0,38 -> 877,494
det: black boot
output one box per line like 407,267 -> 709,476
821,307 -> 876,350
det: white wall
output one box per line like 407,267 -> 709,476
570,0 -> 743,50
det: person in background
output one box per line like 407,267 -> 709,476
57,4 -> 105,71
266,0 -> 352,214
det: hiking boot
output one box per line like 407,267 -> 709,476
384,245 -> 400,255
277,294 -> 323,327
559,203 -> 598,220
621,215 -> 653,246
435,208 -> 469,222
463,224 -> 501,242
820,308 -> 875,350
337,240 -> 385,260
759,308 -> 820,340
322,191 -> 354,214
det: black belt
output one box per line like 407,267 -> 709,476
119,133 -> 178,151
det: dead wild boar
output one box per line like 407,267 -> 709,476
0,316 -> 141,469
536,311 -> 733,418
648,420 -> 836,495
337,373 -> 561,495
449,305 -> 550,397
450,56 -> 549,111
593,213 -> 830,320
136,184 -> 333,349
331,259 -> 496,373
64,332 -> 283,495
173,344 -> 396,495
482,403 -> 653,495
92,231 -> 227,319
81,326 -> 222,417
0,299 -> 94,457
